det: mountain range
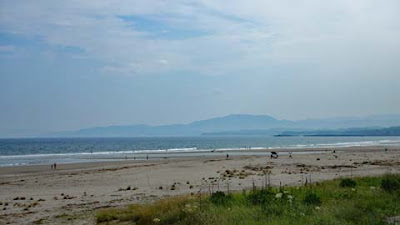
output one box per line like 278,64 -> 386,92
48,114 -> 400,137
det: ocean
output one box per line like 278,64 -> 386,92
1,136 -> 400,167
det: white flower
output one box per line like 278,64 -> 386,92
153,218 -> 160,222
351,188 -> 356,191
315,206 -> 321,210
370,186 -> 376,190
287,195 -> 293,199
275,193 -> 283,199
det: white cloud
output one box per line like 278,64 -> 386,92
158,59 -> 168,65
0,0 -> 399,77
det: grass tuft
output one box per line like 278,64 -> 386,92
210,191 -> 232,206
339,178 -> 357,188
381,174 -> 400,193
303,191 -> 321,206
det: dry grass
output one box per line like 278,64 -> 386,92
97,195 -> 198,224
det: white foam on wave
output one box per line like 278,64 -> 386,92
0,147 -> 201,159
289,139 -> 400,149
0,151 -> 136,159
129,147 -> 198,154
0,162 -> 28,167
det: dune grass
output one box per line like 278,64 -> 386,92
96,174 -> 400,225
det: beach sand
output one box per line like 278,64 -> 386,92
0,146 -> 399,224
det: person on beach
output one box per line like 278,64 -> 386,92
226,154 -> 230,159
289,151 -> 292,158
51,164 -> 53,170
146,155 -> 149,160
54,163 -> 57,170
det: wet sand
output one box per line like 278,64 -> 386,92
0,146 -> 399,224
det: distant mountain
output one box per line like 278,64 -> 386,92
48,114 -> 400,137
189,114 -> 292,130
50,114 -> 290,137
276,126 -> 400,136
202,128 -> 304,136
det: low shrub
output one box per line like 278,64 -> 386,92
246,189 -> 274,205
210,191 -> 232,206
381,174 -> 400,193
340,178 -> 357,188
303,191 -> 321,205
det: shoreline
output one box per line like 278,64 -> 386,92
0,146 -> 394,176
0,146 -> 399,224
0,144 -> 397,169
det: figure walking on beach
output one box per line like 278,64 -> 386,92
53,163 -> 57,170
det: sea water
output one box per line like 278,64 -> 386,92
1,136 -> 400,167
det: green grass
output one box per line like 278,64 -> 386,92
96,174 -> 400,225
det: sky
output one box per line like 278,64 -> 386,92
0,0 -> 400,137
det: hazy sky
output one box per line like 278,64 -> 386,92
1,1 -> 400,136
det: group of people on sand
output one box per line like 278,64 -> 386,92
50,163 -> 57,170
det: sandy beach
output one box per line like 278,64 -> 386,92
0,146 -> 399,225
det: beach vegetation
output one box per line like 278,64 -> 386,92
381,173 -> 400,193
96,174 -> 400,225
303,191 -> 321,205
339,178 -> 357,188
209,191 -> 232,206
